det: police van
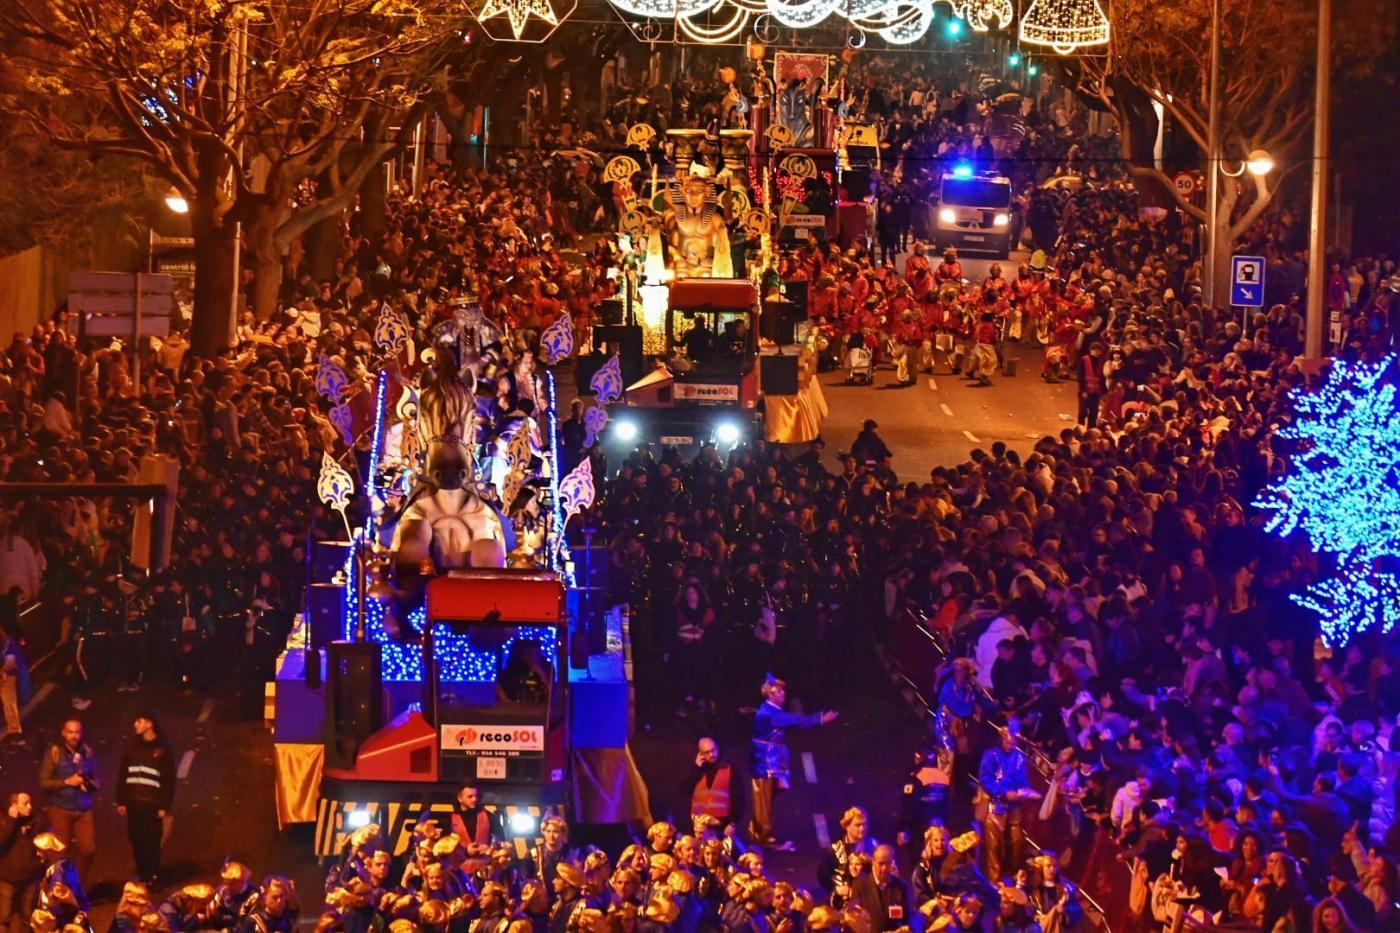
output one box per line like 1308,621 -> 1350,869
934,167 -> 1013,258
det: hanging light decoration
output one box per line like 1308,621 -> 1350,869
1017,0 -> 1109,53
676,3 -> 753,42
953,0 -> 1012,32
470,0 -> 576,41
767,0 -> 841,29
871,3 -> 935,44
602,0 -> 1038,45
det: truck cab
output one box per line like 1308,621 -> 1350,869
608,278 -> 762,451
935,168 -> 1013,257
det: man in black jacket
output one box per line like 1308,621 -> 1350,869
0,791 -> 39,932
849,844 -> 911,933
850,420 -> 892,466
116,711 -> 176,884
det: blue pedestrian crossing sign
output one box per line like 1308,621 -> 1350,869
1231,255 -> 1266,307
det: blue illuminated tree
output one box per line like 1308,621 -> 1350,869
1257,355 -> 1400,646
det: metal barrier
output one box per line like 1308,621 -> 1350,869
883,606 -> 1132,932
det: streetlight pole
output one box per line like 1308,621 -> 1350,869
1305,0 -> 1331,358
1203,0 -> 1221,309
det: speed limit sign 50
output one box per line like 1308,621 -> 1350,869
1173,172 -> 1198,196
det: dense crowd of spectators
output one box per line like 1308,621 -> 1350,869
0,57 -> 1398,933
588,115 -> 1400,933
0,156 -> 618,714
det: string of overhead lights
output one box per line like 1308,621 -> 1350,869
589,0 -> 1109,48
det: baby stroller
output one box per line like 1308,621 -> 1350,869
845,345 -> 875,385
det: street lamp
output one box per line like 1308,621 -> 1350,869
1244,149 -> 1274,177
1203,0 -> 1276,308
163,188 -> 189,214
1218,148 -> 1275,179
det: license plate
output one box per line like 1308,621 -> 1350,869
476,757 -> 507,780
660,435 -> 694,446
794,228 -> 808,239
964,234 -> 986,242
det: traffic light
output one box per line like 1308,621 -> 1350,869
946,17 -> 964,37
1008,51 -> 1021,67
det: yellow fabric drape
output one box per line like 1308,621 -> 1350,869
274,743 -> 324,828
763,349 -> 829,444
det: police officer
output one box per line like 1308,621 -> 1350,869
116,710 -> 177,884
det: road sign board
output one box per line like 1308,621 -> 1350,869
69,271 -> 173,337
1173,172 -> 1198,197
1230,255 -> 1266,308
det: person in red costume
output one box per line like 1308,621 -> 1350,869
934,247 -> 963,284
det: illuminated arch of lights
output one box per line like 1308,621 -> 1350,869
603,0 -> 1099,47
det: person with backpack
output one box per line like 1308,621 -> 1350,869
36,720 -> 98,883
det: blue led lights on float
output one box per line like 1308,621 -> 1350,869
1257,354 -> 1400,646
544,368 -> 574,586
342,575 -> 556,683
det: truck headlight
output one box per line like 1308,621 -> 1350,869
346,809 -> 372,829
938,208 -> 956,224
715,422 -> 742,447
510,811 -> 538,835
993,212 -> 1010,226
613,419 -> 638,443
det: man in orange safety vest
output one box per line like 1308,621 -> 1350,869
683,737 -> 744,833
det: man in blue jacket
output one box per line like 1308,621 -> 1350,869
977,718 -> 1034,883
748,674 -> 837,848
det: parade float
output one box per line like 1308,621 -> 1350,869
596,116 -> 828,450
269,302 -> 647,857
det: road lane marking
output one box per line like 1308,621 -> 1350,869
940,403 -> 954,418
21,682 -> 54,719
962,430 -> 980,444
802,751 -> 818,784
177,751 -> 196,780
813,813 -> 831,848
197,699 -> 214,724
926,377 -> 938,391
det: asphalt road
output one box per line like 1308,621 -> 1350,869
5,641 -> 935,922
0,674 -> 320,927
628,636 -> 930,891
817,347 -> 1078,482
813,248 -> 1078,480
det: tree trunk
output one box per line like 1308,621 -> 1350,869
1208,183 -> 1243,310
188,201 -> 235,357
359,169 -> 388,239
251,256 -> 283,321
243,199 -> 286,321
303,212 -> 342,283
